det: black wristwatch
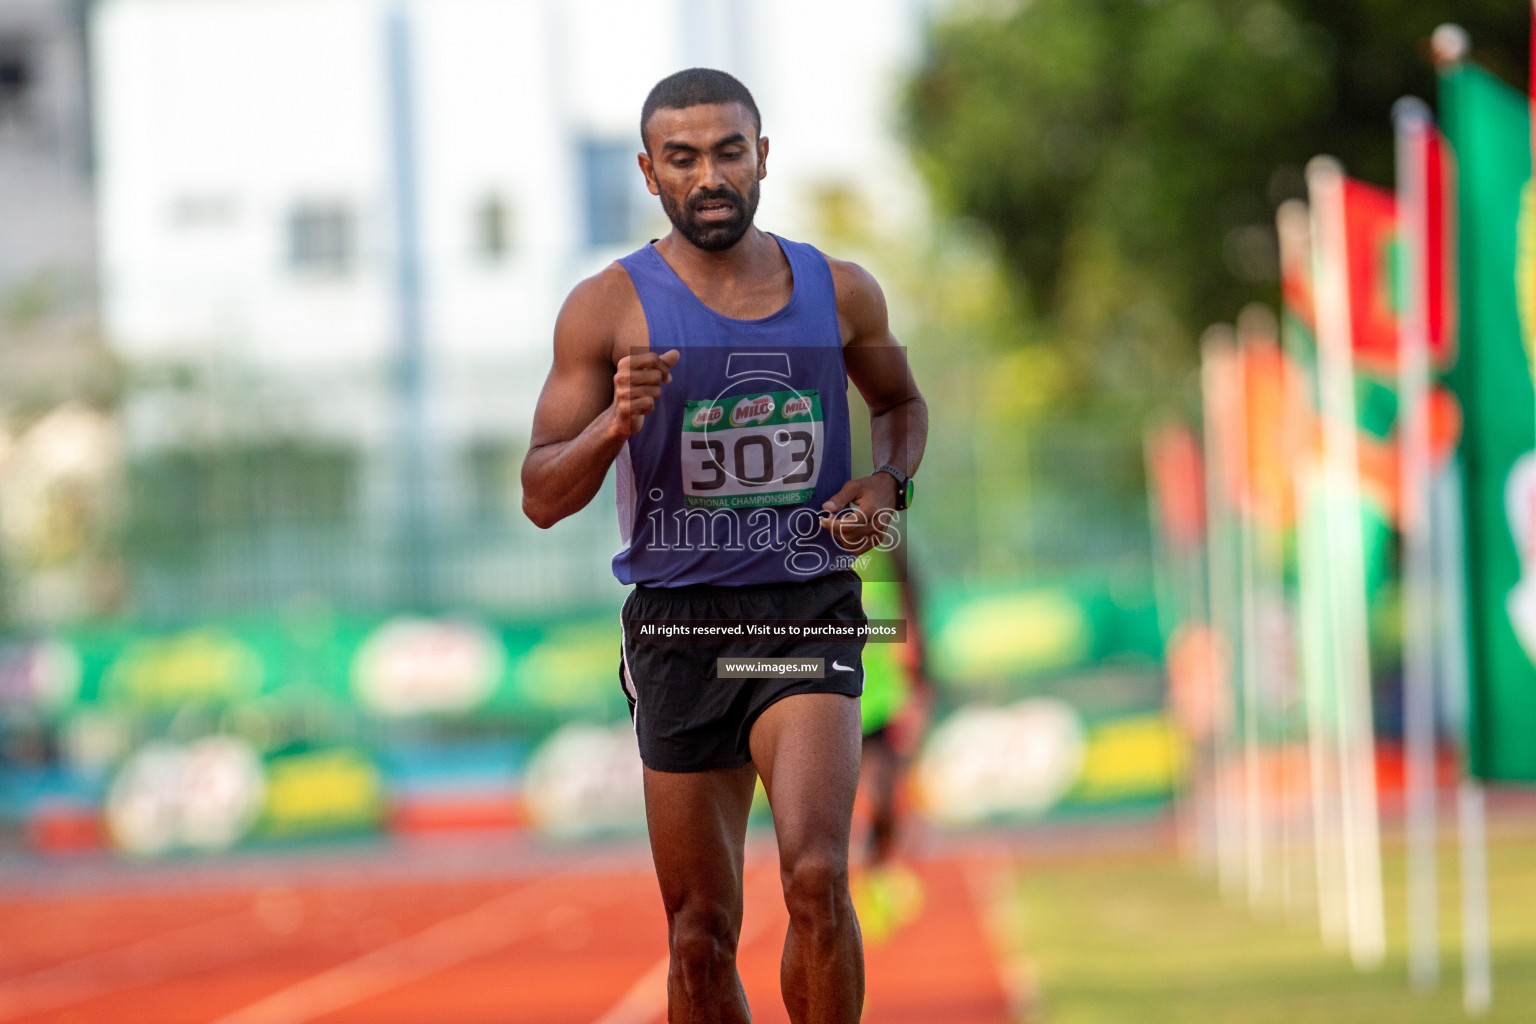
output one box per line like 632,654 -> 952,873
874,465 -> 914,511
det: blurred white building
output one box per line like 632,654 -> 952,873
0,0 -> 95,304
90,0 -> 929,614
0,1 -> 127,625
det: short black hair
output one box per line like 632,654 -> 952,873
640,68 -> 761,151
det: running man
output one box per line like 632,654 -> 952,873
522,69 -> 927,1024
851,542 -> 933,943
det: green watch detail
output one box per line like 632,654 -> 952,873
875,465 -> 914,511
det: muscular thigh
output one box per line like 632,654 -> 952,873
644,763 -> 759,916
748,692 -> 862,856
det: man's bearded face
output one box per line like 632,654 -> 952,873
660,178 -> 760,251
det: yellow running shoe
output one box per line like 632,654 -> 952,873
852,863 -> 925,945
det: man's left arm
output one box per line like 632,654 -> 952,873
820,259 -> 928,552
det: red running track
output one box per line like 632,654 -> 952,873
0,850 -> 1014,1024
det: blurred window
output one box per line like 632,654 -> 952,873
465,439 -> 520,525
287,202 -> 355,274
127,442 -> 359,555
0,35 -> 33,124
581,139 -> 638,248
474,195 -> 511,262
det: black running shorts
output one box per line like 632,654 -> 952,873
619,570 -> 867,773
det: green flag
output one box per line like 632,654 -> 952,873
1439,61 -> 1536,782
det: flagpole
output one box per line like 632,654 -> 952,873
1145,425 -> 1197,866
1182,440 -> 1219,876
1278,199 -> 1344,946
1431,22 -> 1493,1013
1392,95 -> 1440,992
1188,544 -> 1219,874
1202,329 -> 1246,901
1295,457 -> 1347,947
1307,156 -> 1387,970
1439,467 -> 1492,1015
1239,304 -> 1294,912
385,1 -> 435,610
1458,779 -> 1493,1014
1231,337 -> 1270,908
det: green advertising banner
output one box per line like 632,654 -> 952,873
1440,61 -> 1536,782
0,608 -> 633,732
0,577 -> 1182,854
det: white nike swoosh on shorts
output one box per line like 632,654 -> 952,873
832,659 -> 854,673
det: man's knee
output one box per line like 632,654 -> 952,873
669,900 -> 739,980
782,846 -> 851,931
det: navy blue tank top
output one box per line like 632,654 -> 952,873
612,235 -> 855,586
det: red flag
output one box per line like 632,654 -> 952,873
1420,130 -> 1457,370
1200,326 -> 1312,529
1308,160 -> 1406,521
1341,179 -> 1400,377
1279,204 -> 1316,335
1236,324 -> 1310,529
1396,109 -> 1462,473
1147,422 -> 1206,551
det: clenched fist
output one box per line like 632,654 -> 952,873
609,348 -> 681,440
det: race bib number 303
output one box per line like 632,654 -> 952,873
681,389 -> 823,508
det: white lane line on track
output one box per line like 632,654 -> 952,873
0,909 -> 257,1022
590,864 -> 782,1024
589,955 -> 672,1024
960,852 -> 1039,1023
208,859 -> 611,1024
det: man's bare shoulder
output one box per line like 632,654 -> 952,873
824,255 -> 884,302
556,262 -> 647,358
824,255 -> 890,345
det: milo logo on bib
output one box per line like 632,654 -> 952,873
691,405 -> 724,429
731,395 -> 776,426
681,389 -> 824,508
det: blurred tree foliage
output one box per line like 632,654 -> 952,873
904,0 -> 1528,417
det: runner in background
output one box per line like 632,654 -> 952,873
852,540 -> 933,942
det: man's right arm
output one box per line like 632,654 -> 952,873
520,269 -> 678,529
